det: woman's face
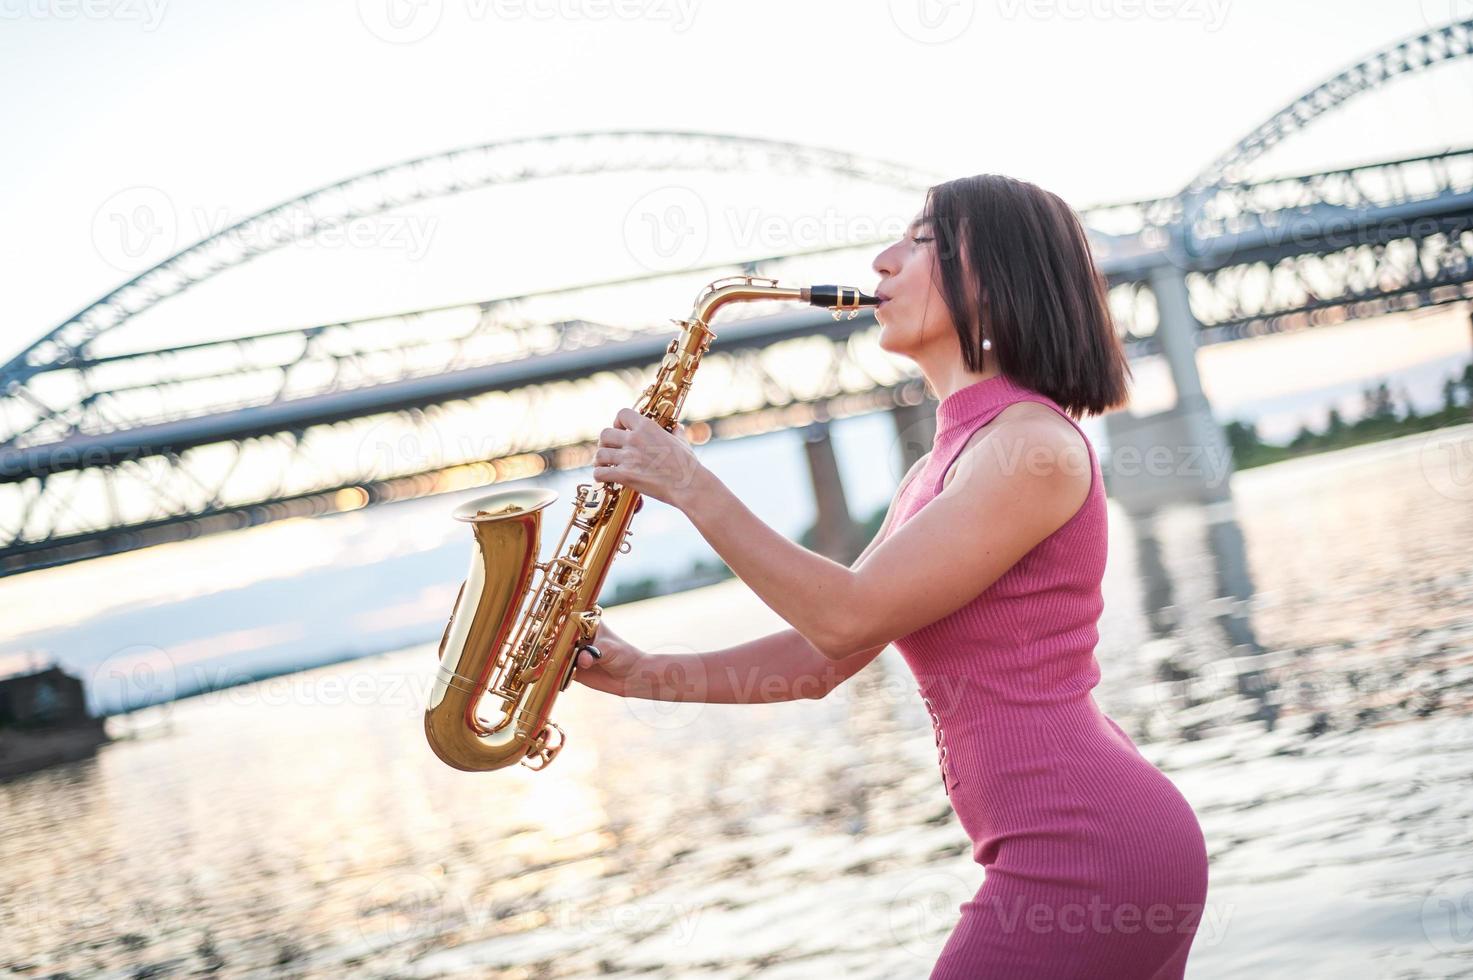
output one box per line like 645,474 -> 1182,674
870,210 -> 959,361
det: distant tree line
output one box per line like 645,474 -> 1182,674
1224,360 -> 1472,469
605,556 -> 734,606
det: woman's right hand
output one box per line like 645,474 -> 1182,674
572,619 -> 644,695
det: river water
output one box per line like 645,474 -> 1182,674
2,425 -> 1472,978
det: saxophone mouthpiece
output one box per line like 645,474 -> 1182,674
802,285 -> 880,310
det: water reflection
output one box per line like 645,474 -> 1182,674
2,427 -> 1472,977
1129,496 -> 1280,735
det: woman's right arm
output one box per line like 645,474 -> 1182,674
574,600 -> 865,704
619,627 -> 844,704
577,452 -> 930,705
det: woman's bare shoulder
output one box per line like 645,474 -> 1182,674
990,401 -> 1089,457
943,401 -> 1088,494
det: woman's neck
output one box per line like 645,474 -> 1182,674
923,362 -> 1003,403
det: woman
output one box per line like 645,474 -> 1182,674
575,174 -> 1210,978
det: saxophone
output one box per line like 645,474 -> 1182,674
424,277 -> 878,772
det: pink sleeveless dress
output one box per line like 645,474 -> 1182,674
882,374 -> 1209,979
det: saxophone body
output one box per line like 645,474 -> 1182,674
424,277 -> 877,772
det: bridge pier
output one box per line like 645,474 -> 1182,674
1104,263 -> 1236,513
801,420 -> 863,563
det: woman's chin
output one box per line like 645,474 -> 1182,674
876,323 -> 912,358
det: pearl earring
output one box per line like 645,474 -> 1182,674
982,337 -> 993,351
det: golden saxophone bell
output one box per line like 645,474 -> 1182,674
424,277 -> 878,772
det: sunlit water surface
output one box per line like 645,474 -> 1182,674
3,427 -> 1472,978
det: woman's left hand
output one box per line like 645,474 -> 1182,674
592,408 -> 705,509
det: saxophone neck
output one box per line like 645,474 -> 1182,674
689,276 -> 802,327
687,276 -> 879,327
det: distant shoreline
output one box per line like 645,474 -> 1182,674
1224,364 -> 1472,470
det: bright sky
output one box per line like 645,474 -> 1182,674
4,0 -> 1473,365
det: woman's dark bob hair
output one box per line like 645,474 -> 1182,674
925,174 -> 1132,418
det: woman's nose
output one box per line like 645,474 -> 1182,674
871,240 -> 899,278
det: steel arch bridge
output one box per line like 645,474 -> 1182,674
3,18 -> 1472,576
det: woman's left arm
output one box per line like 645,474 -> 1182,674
594,407 -> 1089,661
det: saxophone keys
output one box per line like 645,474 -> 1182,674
573,608 -> 602,641
575,489 -> 603,522
520,722 -> 566,770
